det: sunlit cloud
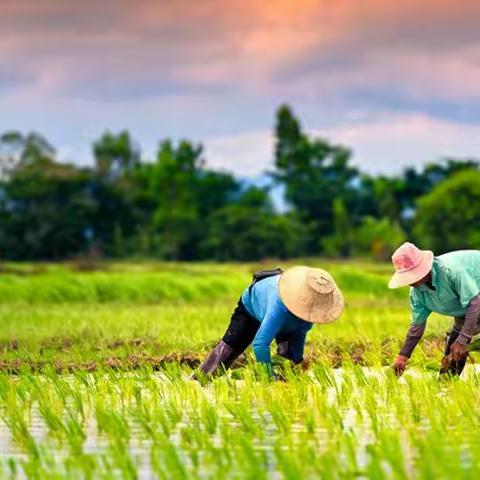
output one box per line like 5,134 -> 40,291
0,0 -> 479,174
204,114 -> 480,175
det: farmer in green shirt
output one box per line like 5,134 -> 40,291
389,242 -> 480,376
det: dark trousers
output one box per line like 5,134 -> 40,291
222,299 -> 296,361
222,299 -> 260,353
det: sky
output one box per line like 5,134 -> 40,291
1,0 -> 480,177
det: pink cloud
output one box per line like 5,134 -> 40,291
324,113 -> 480,173
0,0 -> 479,180
0,0 -> 479,103
204,113 -> 480,176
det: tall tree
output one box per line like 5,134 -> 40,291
90,131 -> 143,256
93,131 -> 140,181
273,105 -> 359,252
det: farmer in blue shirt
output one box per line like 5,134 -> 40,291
389,242 -> 480,376
198,266 -> 344,377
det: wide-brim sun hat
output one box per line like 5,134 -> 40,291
279,266 -> 344,324
388,242 -> 434,289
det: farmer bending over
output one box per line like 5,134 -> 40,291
197,266 -> 344,378
389,242 -> 480,376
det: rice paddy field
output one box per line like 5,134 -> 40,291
0,260 -> 479,479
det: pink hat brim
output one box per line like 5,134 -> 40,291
388,250 -> 434,289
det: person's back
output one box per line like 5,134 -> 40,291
437,250 -> 480,283
241,274 -> 280,323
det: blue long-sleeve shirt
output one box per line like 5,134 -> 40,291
241,275 -> 313,368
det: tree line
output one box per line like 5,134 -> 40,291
0,105 -> 479,261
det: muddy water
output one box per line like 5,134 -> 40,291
0,365 -> 478,478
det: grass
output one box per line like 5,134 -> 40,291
0,260 -> 447,368
0,260 -> 476,478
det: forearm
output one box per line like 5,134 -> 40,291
253,342 -> 271,364
252,305 -> 287,377
399,324 -> 426,358
456,295 -> 480,345
253,335 -> 275,371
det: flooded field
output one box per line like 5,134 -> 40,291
1,366 -> 480,478
0,262 -> 478,478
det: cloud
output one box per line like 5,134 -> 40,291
204,113 -> 480,176
0,0 -> 479,176
205,130 -> 274,176
324,114 -> 480,173
1,0 -> 479,103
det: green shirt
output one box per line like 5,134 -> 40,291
410,250 -> 480,326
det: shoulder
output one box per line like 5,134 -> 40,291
437,252 -> 480,286
438,250 -> 480,269
433,257 -> 452,278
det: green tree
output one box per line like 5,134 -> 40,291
144,140 -> 238,259
93,130 -> 140,181
90,131 -> 144,257
0,131 -> 56,181
273,105 -> 359,252
0,146 -> 95,259
201,187 -> 307,260
359,158 -> 480,231
413,169 -> 480,252
354,217 -> 406,261
322,198 -> 353,257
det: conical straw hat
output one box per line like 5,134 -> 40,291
279,266 -> 344,324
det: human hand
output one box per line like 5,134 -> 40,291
450,342 -> 468,362
299,358 -> 310,371
392,355 -> 408,376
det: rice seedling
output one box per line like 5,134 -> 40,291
0,261 -> 478,478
